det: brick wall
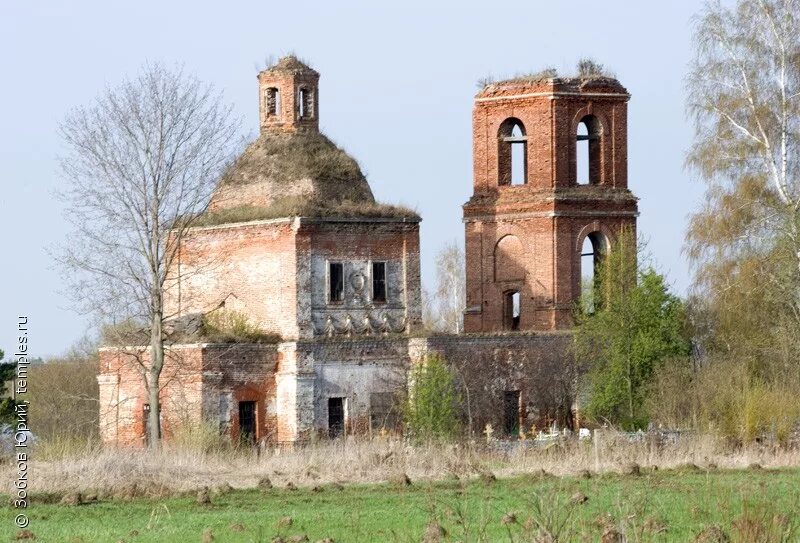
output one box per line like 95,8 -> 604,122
200,343 -> 279,442
423,332 -> 578,433
166,216 -> 422,343
98,344 -> 204,446
98,332 -> 581,445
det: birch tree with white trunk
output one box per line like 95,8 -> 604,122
432,241 -> 466,334
687,0 -> 800,334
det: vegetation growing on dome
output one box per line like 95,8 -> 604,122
191,197 -> 419,227
218,131 -> 369,193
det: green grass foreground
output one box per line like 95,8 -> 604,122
4,468 -> 800,542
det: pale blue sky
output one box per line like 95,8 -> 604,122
0,1 -> 710,357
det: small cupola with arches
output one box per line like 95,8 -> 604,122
257,55 -> 320,134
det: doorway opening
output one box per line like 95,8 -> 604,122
328,397 -> 345,438
238,401 -> 256,443
503,391 -> 521,436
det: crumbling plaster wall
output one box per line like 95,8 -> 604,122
200,343 -> 279,441
165,219 -> 300,339
305,338 -> 411,434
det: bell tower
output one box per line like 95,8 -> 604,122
257,55 -> 320,134
462,71 -> 638,333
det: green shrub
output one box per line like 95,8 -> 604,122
574,229 -> 691,430
697,360 -> 800,445
405,354 -> 460,442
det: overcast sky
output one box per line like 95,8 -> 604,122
0,1 -> 711,358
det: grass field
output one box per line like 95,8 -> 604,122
5,467 -> 800,542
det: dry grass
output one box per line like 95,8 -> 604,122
8,433 -> 800,497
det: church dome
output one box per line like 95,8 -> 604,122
208,130 -> 376,212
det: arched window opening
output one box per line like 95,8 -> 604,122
580,232 -> 606,313
504,290 -> 521,330
498,118 -> 527,186
510,124 -> 525,185
298,87 -> 314,119
265,88 -> 280,118
576,115 -> 601,185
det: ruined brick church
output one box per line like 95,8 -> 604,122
98,56 -> 637,445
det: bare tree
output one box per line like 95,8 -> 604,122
58,63 -> 240,449
420,287 -> 438,332
431,241 -> 466,333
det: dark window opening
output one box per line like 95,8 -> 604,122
503,391 -> 521,436
498,118 -> 528,186
299,87 -> 313,119
580,232 -> 606,313
370,392 -> 399,432
576,115 -> 601,185
329,262 -> 344,303
238,400 -> 256,443
504,291 -> 521,330
265,88 -> 280,118
372,261 -> 387,303
328,397 -> 345,438
142,403 -> 151,446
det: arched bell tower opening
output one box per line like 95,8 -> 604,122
576,115 -> 602,185
463,65 -> 638,333
580,231 -> 608,313
498,118 -> 527,186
